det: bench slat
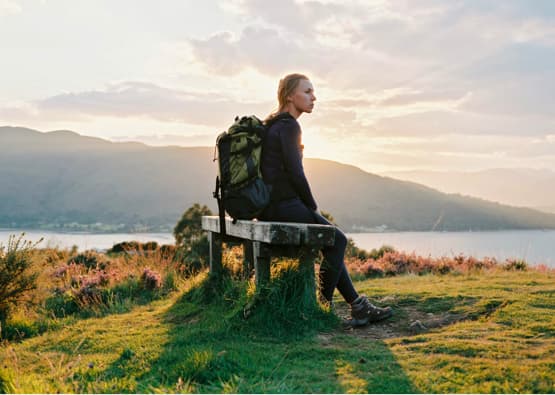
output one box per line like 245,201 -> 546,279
201,216 -> 335,247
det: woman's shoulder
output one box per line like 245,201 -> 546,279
266,112 -> 300,133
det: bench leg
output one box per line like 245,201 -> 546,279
253,241 -> 271,288
242,240 -> 254,280
299,247 -> 319,303
208,231 -> 222,275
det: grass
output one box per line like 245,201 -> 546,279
2,267 -> 555,393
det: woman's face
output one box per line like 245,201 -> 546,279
288,79 -> 316,114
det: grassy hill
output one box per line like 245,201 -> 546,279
2,267 -> 554,393
3,126 -> 555,231
1,236 -> 554,393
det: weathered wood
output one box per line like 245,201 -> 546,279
253,241 -> 272,288
299,247 -> 319,303
303,225 -> 335,247
208,231 -> 222,275
201,216 -> 334,246
242,240 -> 254,279
202,216 -> 335,301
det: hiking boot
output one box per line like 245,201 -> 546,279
349,295 -> 392,327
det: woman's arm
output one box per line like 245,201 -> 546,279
279,122 -> 318,211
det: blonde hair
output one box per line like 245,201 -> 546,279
264,73 -> 309,124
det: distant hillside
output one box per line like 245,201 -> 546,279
0,127 -> 214,231
382,169 -> 555,213
3,126 -> 555,232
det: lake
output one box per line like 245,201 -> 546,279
1,229 -> 554,267
348,230 -> 555,267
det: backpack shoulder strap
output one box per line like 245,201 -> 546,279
213,175 -> 226,236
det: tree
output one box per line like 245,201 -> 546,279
173,204 -> 213,273
173,203 -> 213,246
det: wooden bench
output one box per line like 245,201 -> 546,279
201,216 -> 335,294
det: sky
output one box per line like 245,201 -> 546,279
1,0 -> 554,173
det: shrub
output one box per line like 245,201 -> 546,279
369,245 -> 396,260
0,234 -> 40,326
345,238 -> 369,259
109,241 -> 141,254
142,241 -> 159,251
174,203 -> 212,247
162,270 -> 179,292
73,284 -> 105,307
43,248 -> 68,266
140,268 -> 162,290
504,259 -> 528,271
172,204 -> 214,276
68,251 -> 108,270
160,244 -> 177,259
1,317 -> 38,341
344,245 -> 532,279
174,235 -> 209,275
44,289 -> 81,317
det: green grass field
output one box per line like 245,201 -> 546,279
2,268 -> 554,393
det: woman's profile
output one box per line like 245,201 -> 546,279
260,73 -> 392,326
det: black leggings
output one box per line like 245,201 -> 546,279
262,198 -> 359,303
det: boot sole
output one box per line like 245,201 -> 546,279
349,310 -> 393,327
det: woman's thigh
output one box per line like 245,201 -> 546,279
271,198 -> 318,224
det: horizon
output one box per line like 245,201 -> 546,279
4,124 -> 555,176
1,1 -> 554,174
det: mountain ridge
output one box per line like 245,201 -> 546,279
382,168 -> 555,213
2,126 -> 555,232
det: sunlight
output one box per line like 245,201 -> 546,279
335,360 -> 368,394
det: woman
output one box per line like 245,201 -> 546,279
260,73 -> 392,326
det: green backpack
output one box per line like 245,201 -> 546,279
213,115 -> 271,234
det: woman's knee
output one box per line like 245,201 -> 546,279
334,228 -> 347,250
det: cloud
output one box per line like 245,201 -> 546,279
194,1 -> 555,107
371,109 -> 555,137
315,132 -> 555,172
308,106 -> 358,128
374,133 -> 555,158
190,26 -> 318,77
237,0 -> 312,36
378,90 -> 468,107
0,102 -> 37,120
189,31 -> 245,75
184,0 -> 555,151
0,0 -> 21,16
190,24 -> 412,95
32,81 -> 272,126
3,1 -> 555,173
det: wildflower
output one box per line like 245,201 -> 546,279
140,268 -> 162,290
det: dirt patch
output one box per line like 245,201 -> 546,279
333,298 -> 470,340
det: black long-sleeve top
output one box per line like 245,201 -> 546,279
261,113 -> 318,210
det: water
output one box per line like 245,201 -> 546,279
1,229 -> 554,267
0,230 -> 175,251
348,230 -> 555,267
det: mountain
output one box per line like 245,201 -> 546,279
0,126 -> 214,231
381,169 -> 555,213
2,126 -> 555,232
